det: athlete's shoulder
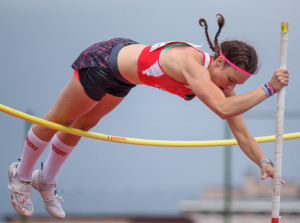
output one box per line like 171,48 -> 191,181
149,41 -> 201,50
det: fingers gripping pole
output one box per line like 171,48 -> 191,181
272,22 -> 288,223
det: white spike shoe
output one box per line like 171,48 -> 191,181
8,162 -> 34,217
32,168 -> 65,219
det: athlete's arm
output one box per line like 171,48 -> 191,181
226,112 -> 280,181
183,60 -> 266,118
223,88 -> 265,164
222,89 -> 283,182
180,54 -> 287,119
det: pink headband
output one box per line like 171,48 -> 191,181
219,50 -> 252,76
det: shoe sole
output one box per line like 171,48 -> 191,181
11,194 -> 32,218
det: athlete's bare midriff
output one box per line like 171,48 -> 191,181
118,44 -> 146,85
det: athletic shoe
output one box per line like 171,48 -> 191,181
8,162 -> 34,217
32,168 -> 65,219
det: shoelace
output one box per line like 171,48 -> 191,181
56,189 -> 65,204
55,194 -> 65,205
48,189 -> 65,208
46,194 -> 65,211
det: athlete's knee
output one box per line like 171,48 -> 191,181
72,119 -> 100,131
43,112 -> 75,127
77,122 -> 99,131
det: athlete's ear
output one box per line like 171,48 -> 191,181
216,55 -> 225,67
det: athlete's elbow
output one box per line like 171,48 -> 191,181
216,111 -> 230,120
215,106 -> 234,120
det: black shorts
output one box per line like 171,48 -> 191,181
72,38 -> 138,101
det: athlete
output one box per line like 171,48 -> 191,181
8,14 -> 289,219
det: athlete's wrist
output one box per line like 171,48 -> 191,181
259,158 -> 274,168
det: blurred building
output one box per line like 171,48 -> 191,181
179,172 -> 300,223
3,216 -> 192,223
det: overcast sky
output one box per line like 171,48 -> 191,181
0,0 -> 300,219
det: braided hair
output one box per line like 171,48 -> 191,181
199,14 -> 258,74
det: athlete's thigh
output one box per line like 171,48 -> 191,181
71,93 -> 125,130
45,75 -> 99,124
56,93 -> 125,145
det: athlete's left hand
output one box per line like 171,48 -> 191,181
261,163 -> 286,185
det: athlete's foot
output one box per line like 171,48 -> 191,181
32,168 -> 65,219
8,162 -> 34,217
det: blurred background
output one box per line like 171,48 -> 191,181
0,0 -> 299,222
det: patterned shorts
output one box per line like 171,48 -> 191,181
72,38 -> 138,101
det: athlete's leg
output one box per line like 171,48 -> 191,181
33,74 -> 100,142
59,93 -> 125,145
32,94 -> 125,219
9,74 -> 99,217
43,93 -> 125,182
17,74 -> 99,181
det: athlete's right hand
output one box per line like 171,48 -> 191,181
269,68 -> 289,92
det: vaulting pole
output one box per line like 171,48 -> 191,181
271,22 -> 288,223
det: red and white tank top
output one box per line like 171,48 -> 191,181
137,41 -> 212,101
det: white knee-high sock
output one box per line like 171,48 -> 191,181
17,128 -> 49,181
43,134 -> 75,183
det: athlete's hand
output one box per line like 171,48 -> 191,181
260,163 -> 286,184
269,69 -> 289,92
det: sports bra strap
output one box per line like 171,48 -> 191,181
203,52 -> 211,69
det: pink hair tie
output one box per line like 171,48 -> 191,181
219,50 -> 252,76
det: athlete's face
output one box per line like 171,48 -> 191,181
209,57 -> 250,91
